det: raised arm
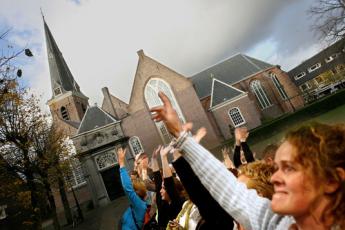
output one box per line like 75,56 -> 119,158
151,146 -> 163,207
240,128 -> 255,164
160,145 -> 181,205
173,156 -> 234,228
233,128 -> 242,168
117,148 -> 146,219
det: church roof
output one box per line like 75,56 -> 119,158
210,78 -> 246,108
77,106 -> 118,134
43,17 -> 87,99
191,54 -> 273,99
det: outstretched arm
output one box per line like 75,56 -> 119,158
151,146 -> 162,207
117,148 -> 146,222
172,127 -> 234,227
160,145 -> 181,205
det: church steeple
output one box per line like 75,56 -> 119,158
43,17 -> 87,99
43,16 -> 89,136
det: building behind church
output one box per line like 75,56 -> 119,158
288,39 -> 345,102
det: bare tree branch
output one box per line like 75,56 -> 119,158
309,0 -> 345,43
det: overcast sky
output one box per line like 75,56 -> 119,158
0,0 -> 327,111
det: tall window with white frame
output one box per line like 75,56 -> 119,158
144,78 -> 186,144
129,136 -> 144,156
66,158 -> 86,188
270,73 -> 288,100
229,107 -> 246,127
250,80 -> 272,109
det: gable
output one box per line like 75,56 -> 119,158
210,78 -> 245,108
77,106 -> 117,134
101,87 -> 128,119
191,54 -> 273,99
127,50 -> 192,113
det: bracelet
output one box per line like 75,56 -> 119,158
170,130 -> 191,151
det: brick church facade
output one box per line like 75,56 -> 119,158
42,18 -> 304,215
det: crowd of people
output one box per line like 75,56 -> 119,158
116,92 -> 345,230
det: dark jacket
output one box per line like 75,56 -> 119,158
172,157 -> 234,229
233,142 -> 255,168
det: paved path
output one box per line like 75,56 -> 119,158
60,196 -> 129,230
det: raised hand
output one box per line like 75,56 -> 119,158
160,144 -> 173,159
241,127 -> 249,141
117,147 -> 126,167
151,145 -> 161,172
221,147 -> 230,158
194,127 -> 207,143
234,128 -> 241,145
222,147 -> 235,169
152,145 -> 161,160
150,92 -> 183,137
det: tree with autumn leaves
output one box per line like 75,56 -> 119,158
0,30 -> 74,229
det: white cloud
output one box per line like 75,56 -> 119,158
0,0 -> 325,112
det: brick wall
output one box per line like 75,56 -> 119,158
211,95 -> 261,140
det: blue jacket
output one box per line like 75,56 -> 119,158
120,167 -> 147,230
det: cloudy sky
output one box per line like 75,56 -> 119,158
0,0 -> 326,111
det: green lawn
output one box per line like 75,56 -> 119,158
248,103 -> 345,157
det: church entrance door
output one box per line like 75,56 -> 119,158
101,165 -> 124,200
95,150 -> 125,201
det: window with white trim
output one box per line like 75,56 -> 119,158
144,78 -> 185,144
325,53 -> 339,63
294,72 -> 306,80
250,80 -> 272,109
307,63 -> 321,73
229,107 -> 245,127
65,158 -> 86,188
129,136 -> 144,156
270,73 -> 288,100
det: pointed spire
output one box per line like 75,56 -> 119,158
42,16 -> 87,99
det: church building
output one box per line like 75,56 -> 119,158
42,18 -> 304,215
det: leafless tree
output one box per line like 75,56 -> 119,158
309,0 -> 345,43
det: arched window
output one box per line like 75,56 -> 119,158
60,106 -> 70,120
129,136 -> 144,156
270,73 -> 288,100
66,158 -> 86,188
229,107 -> 246,127
144,78 -> 185,144
250,80 -> 272,109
